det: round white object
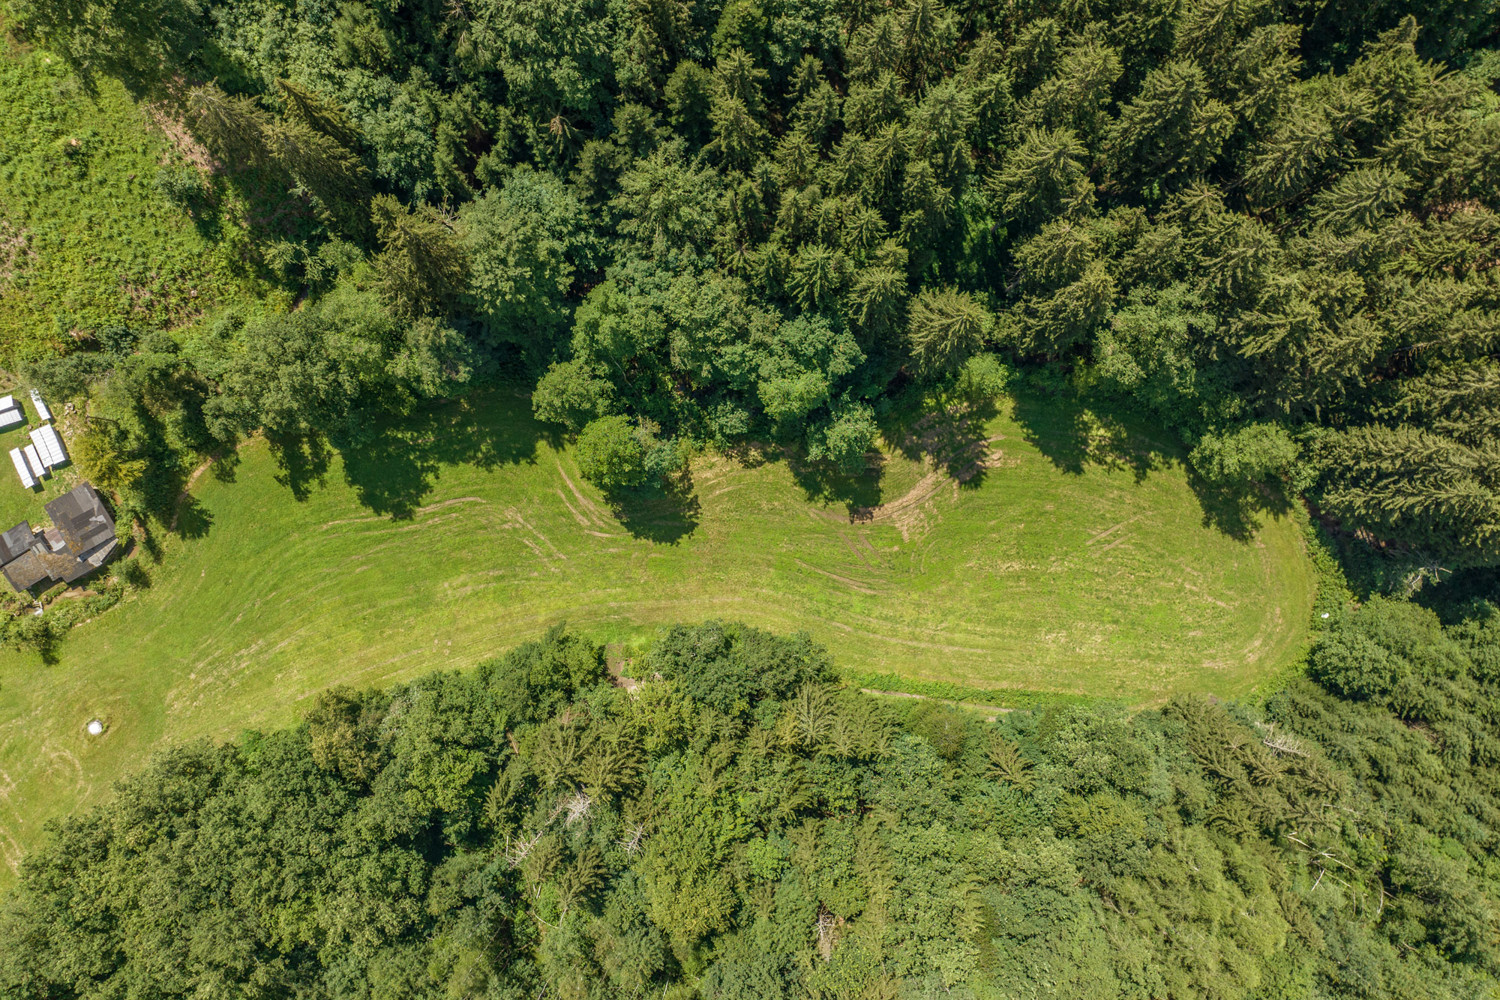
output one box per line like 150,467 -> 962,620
1321,612 -> 1330,619
86,719 -> 104,736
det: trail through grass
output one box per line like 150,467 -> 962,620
0,390 -> 1315,883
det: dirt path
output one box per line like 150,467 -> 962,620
793,559 -> 879,595
555,460 -> 616,530
825,424 -> 1010,537
168,448 -> 232,531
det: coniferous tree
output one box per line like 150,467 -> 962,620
988,127 -> 1093,227
907,286 -> 990,378
1312,425 -> 1500,567
1106,59 -> 1235,186
370,195 -> 470,318
185,82 -> 271,167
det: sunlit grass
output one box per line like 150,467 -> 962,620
0,389 -> 1315,884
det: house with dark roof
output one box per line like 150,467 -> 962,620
0,483 -> 118,592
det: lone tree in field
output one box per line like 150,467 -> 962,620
575,415 -> 649,490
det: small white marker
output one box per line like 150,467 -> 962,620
86,719 -> 104,736
1321,612 -> 1330,619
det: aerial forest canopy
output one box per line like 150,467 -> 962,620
6,610 -> 1500,999
4,0 -> 1500,993
5,0 -> 1499,581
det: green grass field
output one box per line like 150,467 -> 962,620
0,389 -> 1315,881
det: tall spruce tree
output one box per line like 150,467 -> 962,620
370,196 -> 471,318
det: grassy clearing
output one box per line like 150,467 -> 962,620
0,389 -> 1315,882
0,29 -> 272,357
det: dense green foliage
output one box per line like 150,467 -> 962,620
4,0 -> 1497,577
6,3 -> 1500,992
5,610 -> 1500,998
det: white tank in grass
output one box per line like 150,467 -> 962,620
86,719 -> 104,736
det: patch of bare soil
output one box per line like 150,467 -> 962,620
605,643 -> 640,692
834,409 -> 1011,537
840,449 -> 1009,538
846,470 -> 947,537
144,104 -> 220,172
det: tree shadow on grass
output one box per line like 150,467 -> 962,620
269,433 -> 333,502
173,494 -> 215,540
713,436 -> 887,519
788,452 -> 888,520
1009,389 -> 1172,483
36,636 -> 61,666
1188,473 -> 1295,542
716,439 -> 775,470
603,468 -> 701,544
209,448 -> 240,485
138,523 -> 164,563
331,390 -> 560,519
1009,382 -> 1295,542
879,395 -> 1002,492
719,394 -> 1004,522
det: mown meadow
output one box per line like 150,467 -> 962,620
0,388 -> 1313,883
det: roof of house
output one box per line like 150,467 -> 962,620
0,483 -> 118,592
0,522 -> 33,564
2,550 -> 50,590
45,483 -> 115,557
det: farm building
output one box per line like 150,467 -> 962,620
0,483 -> 118,591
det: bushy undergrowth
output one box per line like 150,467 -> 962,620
0,32 -> 269,356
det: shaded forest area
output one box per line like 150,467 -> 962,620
3,0 -> 1497,590
4,604 -> 1500,999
